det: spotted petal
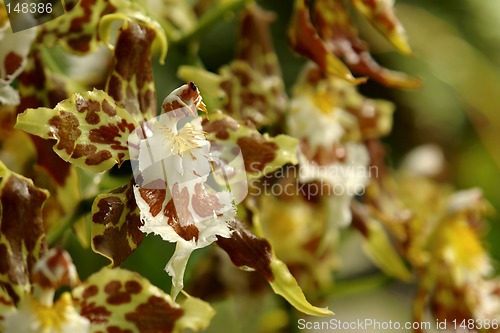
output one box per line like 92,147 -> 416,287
72,267 -> 214,333
216,219 -> 332,316
134,181 -> 234,299
350,0 -> 412,55
220,4 -> 286,128
0,161 -> 49,305
38,0 -> 117,54
202,112 -> 299,180
313,0 -> 421,89
288,0 -> 365,84
38,0 -> 167,59
352,202 -> 413,281
16,89 -> 137,172
0,20 -> 36,106
91,179 -> 143,267
103,18 -> 166,123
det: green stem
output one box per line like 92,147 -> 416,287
46,197 -> 95,246
175,0 -> 252,45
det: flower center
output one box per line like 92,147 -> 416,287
31,293 -> 73,330
311,89 -> 336,115
159,122 -> 206,156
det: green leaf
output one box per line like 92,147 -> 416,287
72,267 -> 214,333
16,89 -> 138,173
203,112 -> 299,180
91,179 -> 143,267
0,161 -> 49,304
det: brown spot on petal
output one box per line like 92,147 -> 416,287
107,75 -> 123,104
92,197 -> 124,226
48,111 -> 82,155
202,117 -> 239,140
72,144 -> 113,166
86,150 -> 112,165
107,292 -> 131,305
163,185 -> 199,241
80,301 -> 111,324
89,124 -> 120,144
139,187 -> 166,217
163,199 -> 199,241
125,280 -> 142,294
92,181 -> 144,267
107,327 -> 133,333
67,36 -> 92,53
108,20 -> 157,117
102,99 -> 116,117
104,280 -> 132,305
217,219 -> 274,281
85,99 -> 101,125
68,0 -> 95,32
104,280 -> 121,294
1,175 -> 48,295
192,183 -> 224,218
0,244 -> 9,274
82,285 -> 98,299
93,226 -> 133,268
4,52 -> 23,77
125,296 -> 183,332
237,135 -> 277,172
72,144 -> 95,159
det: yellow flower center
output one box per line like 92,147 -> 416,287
440,218 -> 488,277
159,122 -> 206,155
31,293 -> 72,330
312,89 -> 336,115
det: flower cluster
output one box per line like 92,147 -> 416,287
0,0 -> 498,332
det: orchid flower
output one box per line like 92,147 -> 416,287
3,248 -> 90,333
131,83 -> 238,299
